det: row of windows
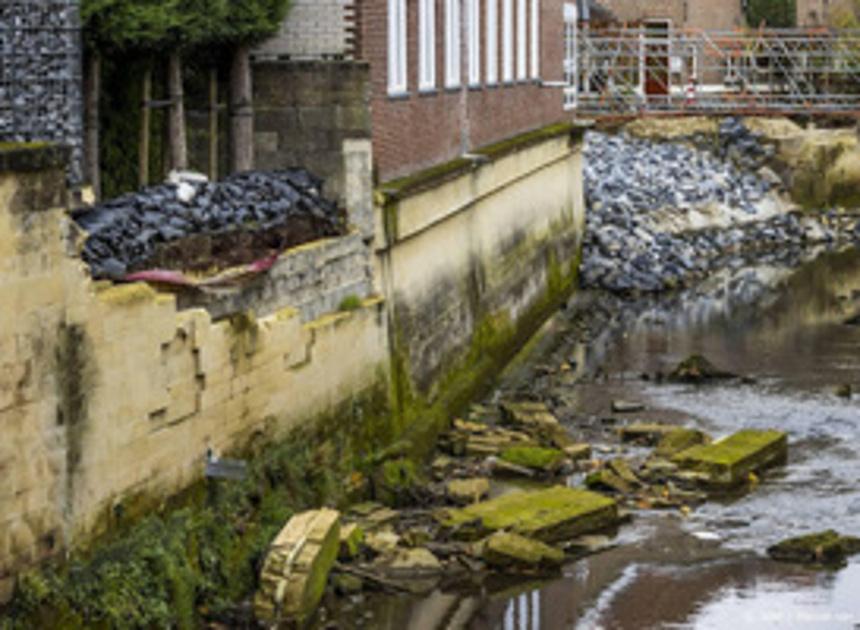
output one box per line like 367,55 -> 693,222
388,0 -> 541,96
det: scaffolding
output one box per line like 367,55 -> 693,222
571,26 -> 860,116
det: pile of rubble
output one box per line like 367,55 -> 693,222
252,356 -> 791,626
581,123 -> 860,294
74,170 -> 345,280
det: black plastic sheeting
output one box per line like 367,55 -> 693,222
75,170 -> 344,280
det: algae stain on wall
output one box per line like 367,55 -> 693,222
55,322 -> 94,541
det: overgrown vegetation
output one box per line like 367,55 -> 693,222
0,381 -> 393,629
80,0 -> 292,196
745,0 -> 797,27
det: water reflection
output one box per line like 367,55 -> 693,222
329,248 -> 860,630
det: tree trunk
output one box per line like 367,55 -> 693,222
209,67 -> 219,181
84,52 -> 101,200
229,45 -> 254,173
167,51 -> 188,172
139,66 -> 152,188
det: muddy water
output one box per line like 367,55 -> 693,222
333,247 -> 860,630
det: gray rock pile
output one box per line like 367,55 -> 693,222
581,127 -> 857,294
75,170 -> 344,279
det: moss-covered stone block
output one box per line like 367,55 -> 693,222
767,530 -> 860,566
254,508 -> 341,624
435,486 -> 618,542
672,429 -> 787,488
482,531 -> 564,571
655,428 -> 711,458
500,446 -> 565,472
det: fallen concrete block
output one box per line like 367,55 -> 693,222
254,508 -> 341,624
482,531 -> 564,571
436,486 -> 618,542
672,429 -> 787,488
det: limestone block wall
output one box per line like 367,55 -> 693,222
0,146 -> 388,603
176,232 -> 375,322
376,128 -> 585,395
252,61 -> 372,205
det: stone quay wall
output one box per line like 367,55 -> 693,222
0,145 -> 388,604
0,128 -> 586,603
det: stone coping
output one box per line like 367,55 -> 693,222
0,143 -> 70,174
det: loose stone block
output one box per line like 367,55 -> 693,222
767,530 -> 860,566
500,446 -> 565,473
446,478 -> 490,504
254,508 -> 341,624
672,429 -> 787,487
482,531 -> 564,571
619,423 -> 680,445
436,486 -> 618,542
499,401 -> 572,448
655,428 -> 711,458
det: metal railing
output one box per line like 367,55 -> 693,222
0,1 -> 83,181
571,26 -> 860,116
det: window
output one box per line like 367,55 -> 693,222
445,0 -> 461,88
517,0 -> 527,80
530,0 -> 539,78
419,0 -> 436,91
467,0 -> 480,86
502,0 -> 513,82
486,0 -> 498,84
388,0 -> 407,95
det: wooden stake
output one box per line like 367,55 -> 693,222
139,66 -> 152,188
167,51 -> 188,172
209,67 -> 219,181
84,52 -> 101,199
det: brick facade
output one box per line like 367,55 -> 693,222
598,0 -> 744,30
797,0 -> 855,25
357,0 -> 568,182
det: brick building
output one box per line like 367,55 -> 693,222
596,0 -> 745,30
797,0 -> 856,25
257,0 -> 573,184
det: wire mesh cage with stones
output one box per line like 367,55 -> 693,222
0,0 -> 84,183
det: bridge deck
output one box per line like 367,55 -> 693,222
568,27 -> 860,117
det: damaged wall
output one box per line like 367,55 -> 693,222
0,145 -> 388,604
0,126 -> 586,605
376,125 -> 585,417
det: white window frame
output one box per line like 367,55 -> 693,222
388,0 -> 407,95
502,0 -> 513,83
486,0 -> 498,85
516,0 -> 527,81
419,0 -> 436,91
530,0 -> 540,79
445,0 -> 462,88
467,0 -> 481,86
563,2 -> 577,110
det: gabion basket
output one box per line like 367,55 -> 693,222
0,1 -> 83,183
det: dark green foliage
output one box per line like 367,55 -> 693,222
81,0 -> 291,53
0,440 -> 335,629
746,0 -> 797,28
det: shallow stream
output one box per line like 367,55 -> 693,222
327,246 -> 860,630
